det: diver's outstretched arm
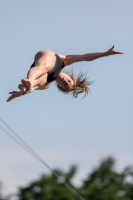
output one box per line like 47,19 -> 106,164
60,45 -> 124,66
83,45 -> 124,61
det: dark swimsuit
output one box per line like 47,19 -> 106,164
30,54 -> 65,83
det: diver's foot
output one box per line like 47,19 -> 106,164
21,79 -> 32,91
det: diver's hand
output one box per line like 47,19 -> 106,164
7,91 -> 22,102
106,45 -> 124,56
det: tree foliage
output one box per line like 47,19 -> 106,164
2,157 -> 133,200
18,166 -> 78,200
81,157 -> 133,200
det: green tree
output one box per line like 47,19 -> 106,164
17,157 -> 133,200
81,157 -> 133,200
124,166 -> 133,199
18,166 -> 80,200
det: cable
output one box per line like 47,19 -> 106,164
0,117 -> 85,200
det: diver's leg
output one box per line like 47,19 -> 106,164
22,51 -> 55,90
22,73 -> 48,91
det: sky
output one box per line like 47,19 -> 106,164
0,0 -> 133,197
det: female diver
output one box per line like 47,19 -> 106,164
7,45 -> 124,102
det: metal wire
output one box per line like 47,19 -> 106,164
0,117 -> 85,200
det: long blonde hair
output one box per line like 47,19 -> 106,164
57,70 -> 94,98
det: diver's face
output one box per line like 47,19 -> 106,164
56,73 -> 74,90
